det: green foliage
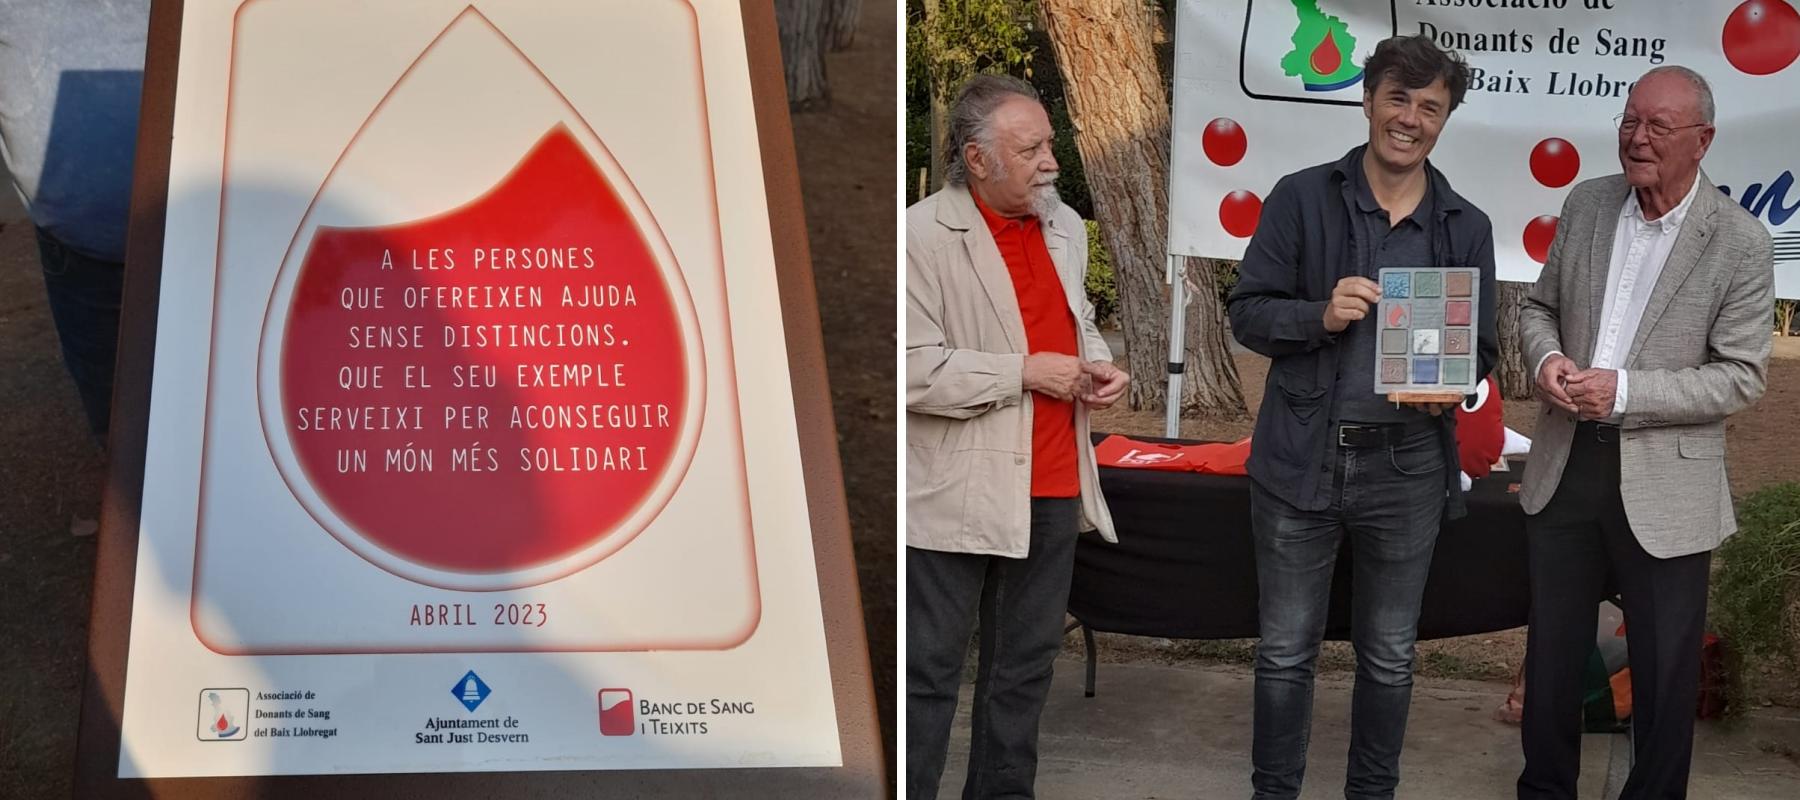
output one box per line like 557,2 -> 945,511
905,0 -> 1037,104
1712,482 -> 1800,710
1211,259 -> 1239,305
905,1 -> 1038,193
1085,220 -> 1118,329
905,105 -> 932,202
1040,77 -> 1092,219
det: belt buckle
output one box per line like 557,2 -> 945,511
1337,424 -> 1372,448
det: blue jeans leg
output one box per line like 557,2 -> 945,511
1250,429 -> 1444,800
35,226 -> 123,442
1342,432 -> 1445,800
1250,477 -> 1342,800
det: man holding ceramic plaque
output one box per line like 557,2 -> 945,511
1226,35 -> 1497,799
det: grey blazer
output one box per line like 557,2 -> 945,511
1519,172 -> 1774,558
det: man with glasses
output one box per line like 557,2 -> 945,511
1517,66 -> 1773,799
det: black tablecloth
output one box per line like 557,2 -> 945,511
1069,436 -> 1530,641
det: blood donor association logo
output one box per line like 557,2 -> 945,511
197,689 -> 248,741
1280,0 -> 1364,91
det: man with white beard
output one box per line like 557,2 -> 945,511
904,74 -> 1128,799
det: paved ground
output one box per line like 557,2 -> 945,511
934,657 -> 1800,799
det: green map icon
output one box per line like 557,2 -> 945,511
1279,0 -> 1364,92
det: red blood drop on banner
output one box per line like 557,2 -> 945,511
1524,215 -> 1559,263
280,125 -> 688,574
1529,138 -> 1580,188
1310,29 -> 1342,77
1723,0 -> 1800,75
1202,118 -> 1247,167
216,714 -> 230,732
1220,191 -> 1262,238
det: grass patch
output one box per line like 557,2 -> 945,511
1712,483 -> 1800,712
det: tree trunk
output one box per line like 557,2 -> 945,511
1040,0 -> 1246,418
777,0 -> 830,110
929,92 -> 947,192
1494,280 -> 1532,400
924,0 -> 946,191
1184,258 -> 1248,413
825,0 -> 863,51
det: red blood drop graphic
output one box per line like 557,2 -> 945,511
280,125 -> 689,574
1202,118 -> 1248,167
216,714 -> 230,732
1524,215 -> 1559,264
1310,29 -> 1342,76
1529,138 -> 1580,188
1723,0 -> 1800,75
1219,191 -> 1263,238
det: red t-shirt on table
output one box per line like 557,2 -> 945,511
974,192 -> 1079,499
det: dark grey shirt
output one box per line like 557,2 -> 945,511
1330,163 -> 1435,426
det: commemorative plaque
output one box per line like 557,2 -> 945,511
76,0 -> 882,794
1373,266 -> 1481,403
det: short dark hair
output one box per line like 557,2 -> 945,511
1362,35 -> 1471,114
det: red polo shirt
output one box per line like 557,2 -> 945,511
975,192 -> 1079,498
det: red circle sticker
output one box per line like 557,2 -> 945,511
1220,190 -> 1263,238
1524,215 -> 1559,264
1723,0 -> 1800,75
1529,138 -> 1580,188
1202,118 -> 1248,167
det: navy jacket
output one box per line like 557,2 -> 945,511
1227,146 -> 1498,519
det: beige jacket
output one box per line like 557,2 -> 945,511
1519,173 -> 1773,558
905,185 -> 1116,557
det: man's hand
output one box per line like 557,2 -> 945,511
1023,352 -> 1084,401
1565,368 -> 1619,420
1080,360 -> 1130,409
1536,353 -> 1581,415
1323,277 -> 1382,333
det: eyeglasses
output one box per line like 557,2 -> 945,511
1614,113 -> 1709,139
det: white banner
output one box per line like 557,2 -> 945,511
1170,0 -> 1800,297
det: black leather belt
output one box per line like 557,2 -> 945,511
1335,421 -> 1430,449
1576,420 -> 1622,444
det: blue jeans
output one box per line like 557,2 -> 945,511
1249,426 -> 1445,800
35,225 -> 123,442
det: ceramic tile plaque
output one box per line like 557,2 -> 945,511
1373,267 -> 1480,397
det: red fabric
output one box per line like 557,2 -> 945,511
1094,435 -> 1252,476
1094,436 -> 1194,472
1456,377 -> 1505,478
976,192 -> 1078,497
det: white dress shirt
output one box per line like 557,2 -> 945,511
1537,176 -> 1702,421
